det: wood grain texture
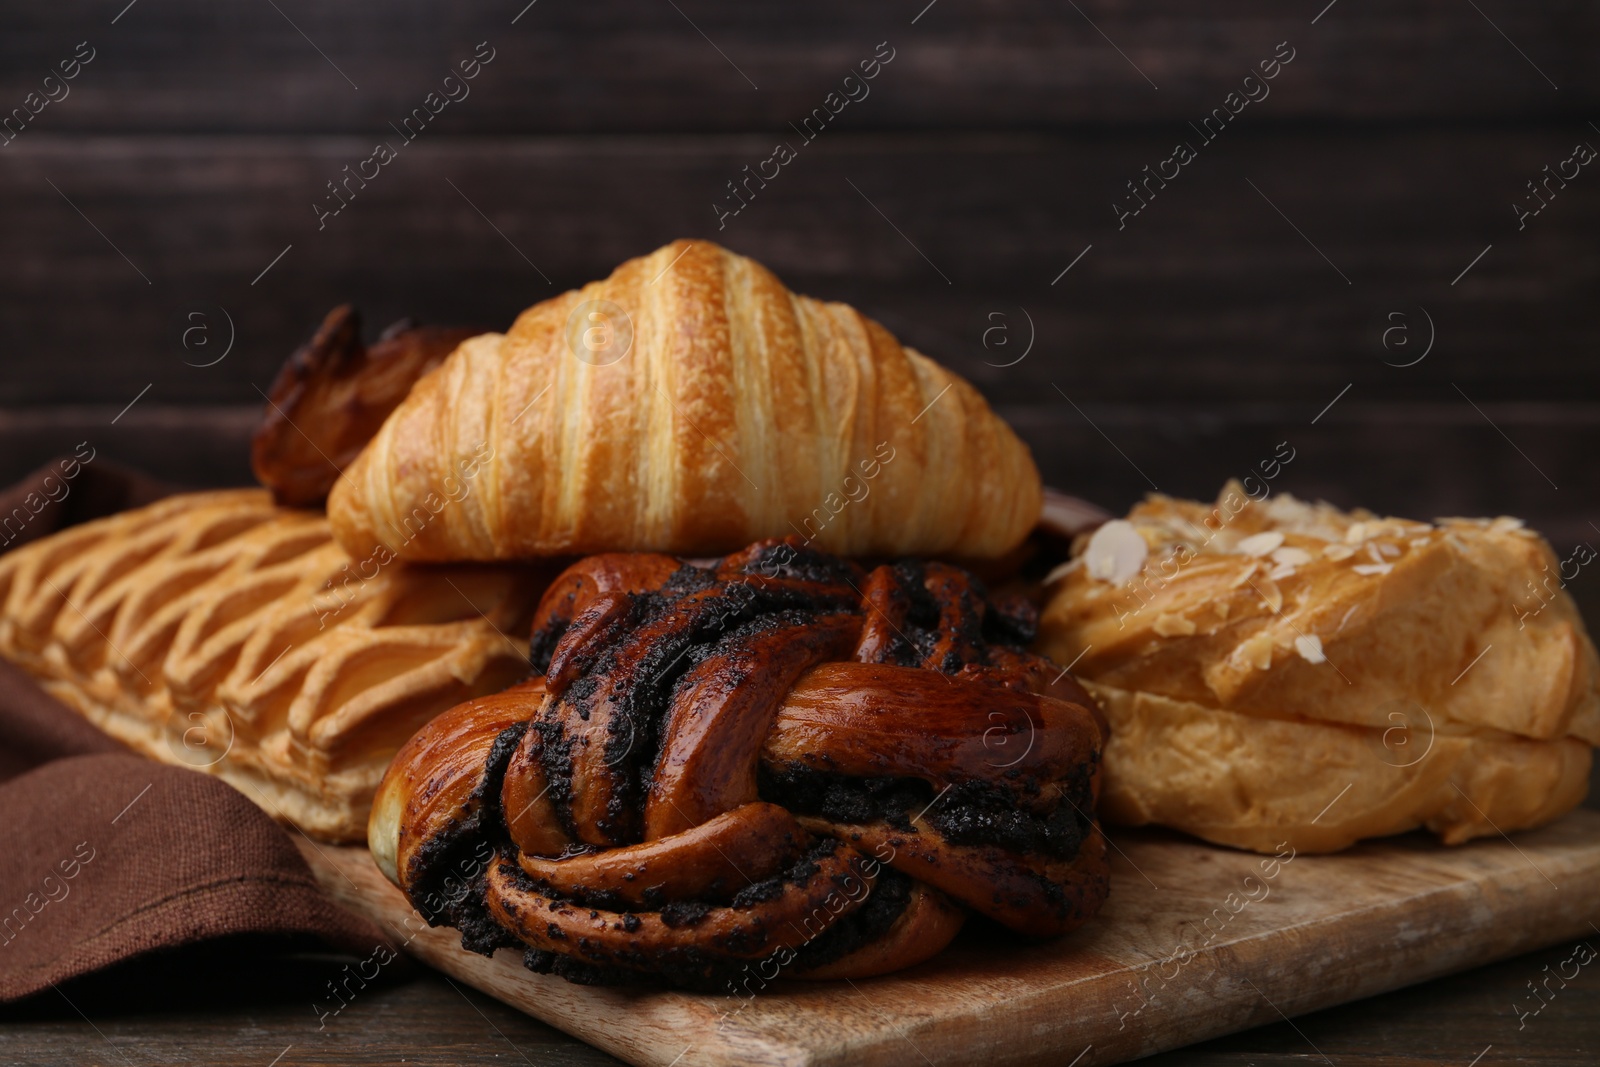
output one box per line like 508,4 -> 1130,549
0,965 -> 620,1067
2,1 -> 1593,135
293,810 -> 1600,1067
1,951 -> 1597,1067
2,128 -> 1596,409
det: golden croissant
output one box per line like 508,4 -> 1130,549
328,239 -> 1041,563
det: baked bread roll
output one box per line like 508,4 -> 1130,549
371,538 -> 1108,986
1037,483 -> 1597,853
328,239 -> 1041,563
252,304 -> 480,507
0,490 -> 551,841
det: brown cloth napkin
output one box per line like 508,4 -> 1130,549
0,459 -> 393,1003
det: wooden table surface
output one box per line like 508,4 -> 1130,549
4,944 -> 1597,1067
4,778 -> 1597,1067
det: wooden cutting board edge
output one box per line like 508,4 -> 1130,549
295,811 -> 1600,1067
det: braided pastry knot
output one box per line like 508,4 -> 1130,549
371,538 -> 1109,986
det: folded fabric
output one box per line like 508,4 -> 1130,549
0,460 -> 392,1002
0,752 -> 389,1001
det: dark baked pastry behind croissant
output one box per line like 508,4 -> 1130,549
252,305 -> 482,507
370,538 -> 1108,987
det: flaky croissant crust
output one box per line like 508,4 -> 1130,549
329,239 -> 1041,563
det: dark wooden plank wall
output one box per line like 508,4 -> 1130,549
3,2 -> 1596,128
1,1 -> 1596,572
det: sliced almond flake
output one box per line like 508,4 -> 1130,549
1323,544 -> 1357,561
1085,520 -> 1148,584
1255,575 -> 1284,613
1238,531 -> 1285,557
1334,603 -> 1361,634
1237,631 -> 1275,671
1352,562 -> 1393,576
1365,542 -> 1386,565
1271,546 -> 1313,566
1214,600 -> 1231,620
1152,612 -> 1197,637
1044,558 -> 1083,585
1264,494 -> 1315,525
1344,522 -> 1370,544
1294,634 -> 1327,663
1376,541 -> 1401,558
1409,536 -> 1432,549
1489,516 -> 1526,533
1268,562 -> 1297,581
1228,563 -> 1259,589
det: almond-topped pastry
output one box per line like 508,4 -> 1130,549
0,490 -> 552,841
1038,482 -> 1598,853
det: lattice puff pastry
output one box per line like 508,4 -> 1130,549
1038,483 -> 1598,853
0,491 -> 547,841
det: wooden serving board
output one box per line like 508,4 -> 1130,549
296,811 -> 1600,1067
